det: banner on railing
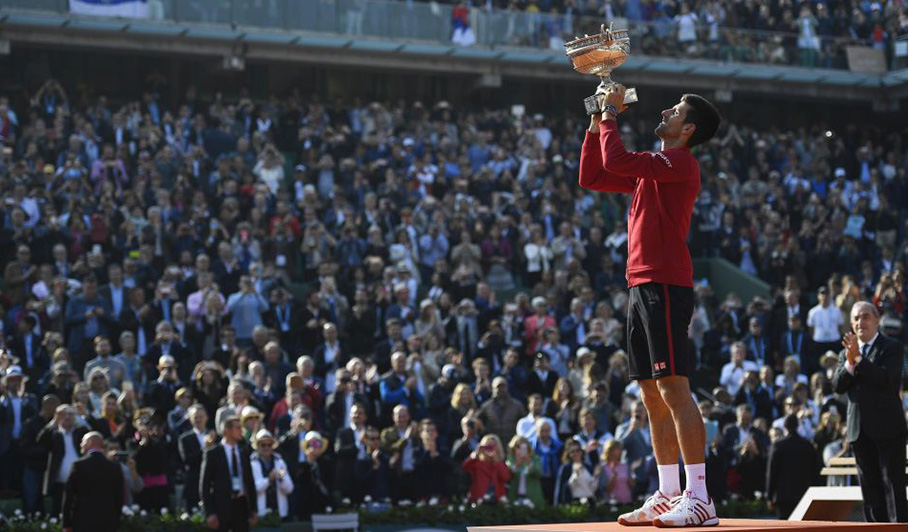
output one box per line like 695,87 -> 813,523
70,0 -> 149,18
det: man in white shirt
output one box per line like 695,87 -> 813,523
719,342 -> 759,396
516,394 -> 557,442
772,397 -> 814,441
36,404 -> 88,515
806,286 -> 844,366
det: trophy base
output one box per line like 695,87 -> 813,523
583,87 -> 638,116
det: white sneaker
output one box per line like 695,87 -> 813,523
617,490 -> 680,526
652,490 -> 719,528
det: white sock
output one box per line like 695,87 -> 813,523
685,463 -> 709,502
657,463 -> 681,497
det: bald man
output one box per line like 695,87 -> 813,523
62,432 -> 124,532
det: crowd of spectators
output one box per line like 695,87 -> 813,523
106,0 -> 908,69
506,0 -> 908,68
0,77 -> 906,522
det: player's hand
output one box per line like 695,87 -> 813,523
206,515 -> 219,530
598,85 -> 629,115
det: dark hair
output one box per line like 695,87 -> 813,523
783,414 -> 799,434
681,94 -> 721,148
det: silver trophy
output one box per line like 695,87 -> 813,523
565,24 -> 638,115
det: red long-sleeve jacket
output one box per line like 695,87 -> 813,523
579,119 -> 700,288
463,456 -> 511,502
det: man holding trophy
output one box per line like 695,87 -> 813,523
570,26 -> 722,528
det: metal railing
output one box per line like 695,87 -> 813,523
0,0 -> 895,71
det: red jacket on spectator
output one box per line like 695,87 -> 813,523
463,456 -> 511,502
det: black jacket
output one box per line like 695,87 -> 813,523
766,433 -> 820,504
179,429 -> 206,506
62,451 -> 124,532
199,443 -> 257,520
36,423 -> 89,494
832,333 -> 908,443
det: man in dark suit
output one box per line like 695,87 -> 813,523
200,415 -> 258,531
144,355 -> 182,414
37,404 -> 89,515
144,324 -> 193,383
62,432 -> 123,532
179,404 -> 212,510
0,366 -> 39,492
264,286 -> 304,357
833,301 -> 908,523
733,371 -> 774,422
118,286 -> 159,370
63,275 -> 113,370
334,402 -> 368,501
526,352 -> 558,398
8,316 -> 49,385
98,263 -> 128,340
313,322 -> 347,384
765,415 -> 820,519
325,370 -> 371,434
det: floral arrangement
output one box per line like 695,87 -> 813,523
0,497 -> 769,530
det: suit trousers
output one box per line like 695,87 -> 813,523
220,495 -> 251,532
51,482 -> 65,517
853,434 -> 908,522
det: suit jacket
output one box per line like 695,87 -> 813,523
263,301 -> 304,351
144,378 -> 182,415
36,423 -> 89,494
179,429 -> 207,504
526,369 -> 559,398
277,431 -> 305,478
733,385 -> 774,422
334,426 -> 364,497
64,295 -> 114,353
98,284 -> 129,323
832,333 -> 907,443
324,390 -> 370,434
8,333 -> 49,380
0,392 -> 39,455
144,341 -> 193,382
766,433 -> 820,504
313,341 -> 348,381
200,443 -> 257,520
720,424 -> 769,466
118,305 -> 158,357
62,451 -> 124,532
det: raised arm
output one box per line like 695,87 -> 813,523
600,120 -> 691,182
579,119 -> 636,194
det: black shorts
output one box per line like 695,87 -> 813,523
627,282 -> 694,380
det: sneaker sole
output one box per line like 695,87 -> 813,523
617,517 -> 653,526
652,517 -> 720,528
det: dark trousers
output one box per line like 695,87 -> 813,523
0,444 -> 23,491
853,434 -> 908,523
22,468 -> 44,515
220,495 -> 250,532
390,469 -> 417,502
50,482 -> 65,517
775,500 -> 798,520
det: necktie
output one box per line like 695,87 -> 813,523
231,446 -> 240,480
861,343 -> 869,359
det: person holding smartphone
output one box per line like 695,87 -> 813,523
506,435 -> 544,507
463,434 -> 510,503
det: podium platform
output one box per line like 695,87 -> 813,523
467,519 -> 907,532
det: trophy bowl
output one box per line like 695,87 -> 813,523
565,24 -> 638,115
